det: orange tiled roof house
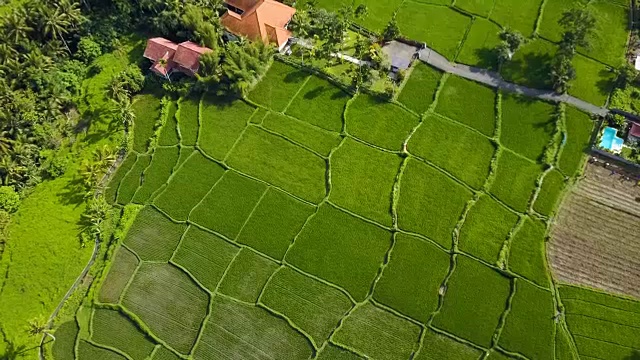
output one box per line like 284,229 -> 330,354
143,38 -> 213,79
221,0 -> 296,50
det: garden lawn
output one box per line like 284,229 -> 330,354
158,100 -> 179,146
374,233 -> 450,322
397,63 -> 442,115
285,204 -> 392,301
569,54 -> 616,106
414,330 -> 484,360
458,195 -> 519,264
122,263 -> 209,354
225,127 -> 327,203
153,151 -> 226,220
398,159 -> 473,248
508,217 -> 550,287
218,249 -> 279,303
91,308 -> 156,360
533,169 -> 565,216
132,93 -> 162,153
409,114 -> 495,189
98,247 -> 139,304
198,95 -> 254,160
559,106 -> 594,177
260,266 -> 353,346
436,75 -> 497,136
178,95 -> 200,146
123,206 -> 187,261
456,18 -> 502,70
499,281 -> 555,360
432,255 -> 512,348
490,0 -> 543,36
333,302 -> 422,359
261,112 -> 342,156
489,150 -> 543,212
172,226 -> 240,291
116,155 -> 151,205
189,171 -> 267,239
235,188 -> 315,259
579,1 -> 629,66
286,75 -> 349,132
193,296 -> 313,359
500,93 -> 556,161
347,93 -> 420,151
330,139 -> 402,226
132,146 -> 180,204
538,0 -> 588,42
397,2 -> 472,60
501,39 -> 557,90
248,61 -> 309,112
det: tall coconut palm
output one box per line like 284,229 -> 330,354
3,10 -> 33,44
37,5 -> 72,53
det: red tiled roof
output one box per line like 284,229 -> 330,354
173,41 -> 213,74
631,123 -> 640,138
225,0 -> 259,11
143,37 -> 178,61
221,0 -> 295,48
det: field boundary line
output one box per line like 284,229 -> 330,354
324,137 -> 348,200
115,244 -> 142,304
364,231 -> 398,302
220,123 -> 251,165
497,215 -> 526,271
533,0 -> 548,36
428,322 -> 489,353
255,298 -> 319,351
426,253 -> 458,326
251,123 -> 329,159
490,277 -> 517,349
233,187 -> 271,241
325,201 -> 394,232
146,145 -> 185,204
407,153 -> 477,194
391,157 -> 409,229
325,302 -> 368,358
282,75 -> 312,113
561,297 -> 640,314
369,298 -> 424,328
345,133 -> 404,155
168,226 -> 191,266
175,97 -> 184,143
84,338 -> 134,360
129,148 -> 157,203
149,150 -> 198,210
186,171 -> 227,221
114,153 -> 141,205
342,93 -> 358,135
453,14 -> 474,61
430,109 -> 495,141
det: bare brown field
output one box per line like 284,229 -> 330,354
549,163 -> 640,298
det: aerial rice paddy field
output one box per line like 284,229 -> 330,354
49,53 -> 640,360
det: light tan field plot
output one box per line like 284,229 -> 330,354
549,163 -> 640,298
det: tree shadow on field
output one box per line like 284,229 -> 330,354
624,350 -> 640,360
473,47 -> 499,71
0,341 -> 30,360
58,175 -> 90,208
501,52 -> 553,90
303,85 -> 328,100
596,67 -> 616,99
283,70 -> 308,84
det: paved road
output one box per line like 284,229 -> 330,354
418,47 -> 610,117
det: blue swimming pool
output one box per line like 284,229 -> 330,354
600,126 -> 624,152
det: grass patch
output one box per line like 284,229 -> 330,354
459,194 -> 519,264
158,100 -> 179,146
397,63 -> 443,115
190,171 -> 267,238
398,159 -> 473,248
409,114 -> 496,189
78,341 -> 126,360
569,54 -> 616,106
500,93 -> 556,161
52,321 -> 79,360
533,169 -> 565,216
178,95 -> 200,146
435,75 -> 497,136
260,266 -> 353,345
397,2 -> 472,60
499,281 -> 555,359
538,0 -> 587,42
236,188 -> 315,259
330,138 -> 402,226
374,233 -> 450,322
123,206 -> 186,261
132,93 -> 162,153
490,0 -> 543,36
99,247 -> 139,303
92,308 -> 156,360
116,155 -> 151,205
153,151 -> 226,220
559,106 -> 594,177
132,146 -> 180,204
249,61 -> 309,112
285,204 -> 392,301
106,153 -> 137,203
501,39 -> 557,89
489,150 -> 543,212
218,249 -> 279,303
454,0 -> 494,16
226,127 -> 327,203
432,256 -> 511,347
579,1 -> 629,66
122,263 -> 209,354
286,75 -> 349,132
413,329 -> 484,360
456,18 -> 502,69
261,112 -> 342,156
333,302 -> 422,359
172,226 -> 240,291
193,295 -> 314,359
508,217 -> 550,287
347,93 -> 420,151
198,95 -> 254,160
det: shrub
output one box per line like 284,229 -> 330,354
46,154 -> 69,179
76,37 -> 103,64
0,186 -> 20,213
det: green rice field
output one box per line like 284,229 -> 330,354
53,57 -> 638,360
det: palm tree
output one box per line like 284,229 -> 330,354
0,155 -> 26,186
119,101 -> 136,130
37,5 -> 72,53
3,11 -> 33,44
27,317 -> 55,341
